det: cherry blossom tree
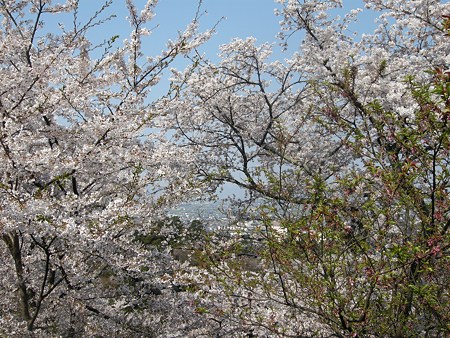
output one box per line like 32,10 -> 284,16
167,0 -> 450,336
0,0 -> 214,335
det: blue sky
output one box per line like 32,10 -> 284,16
67,0 -> 285,63
42,1 -> 288,97
48,0 -> 377,99
54,0 -> 378,63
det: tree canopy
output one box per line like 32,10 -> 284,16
0,0 -> 449,336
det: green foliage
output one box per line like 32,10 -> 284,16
198,67 -> 450,337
